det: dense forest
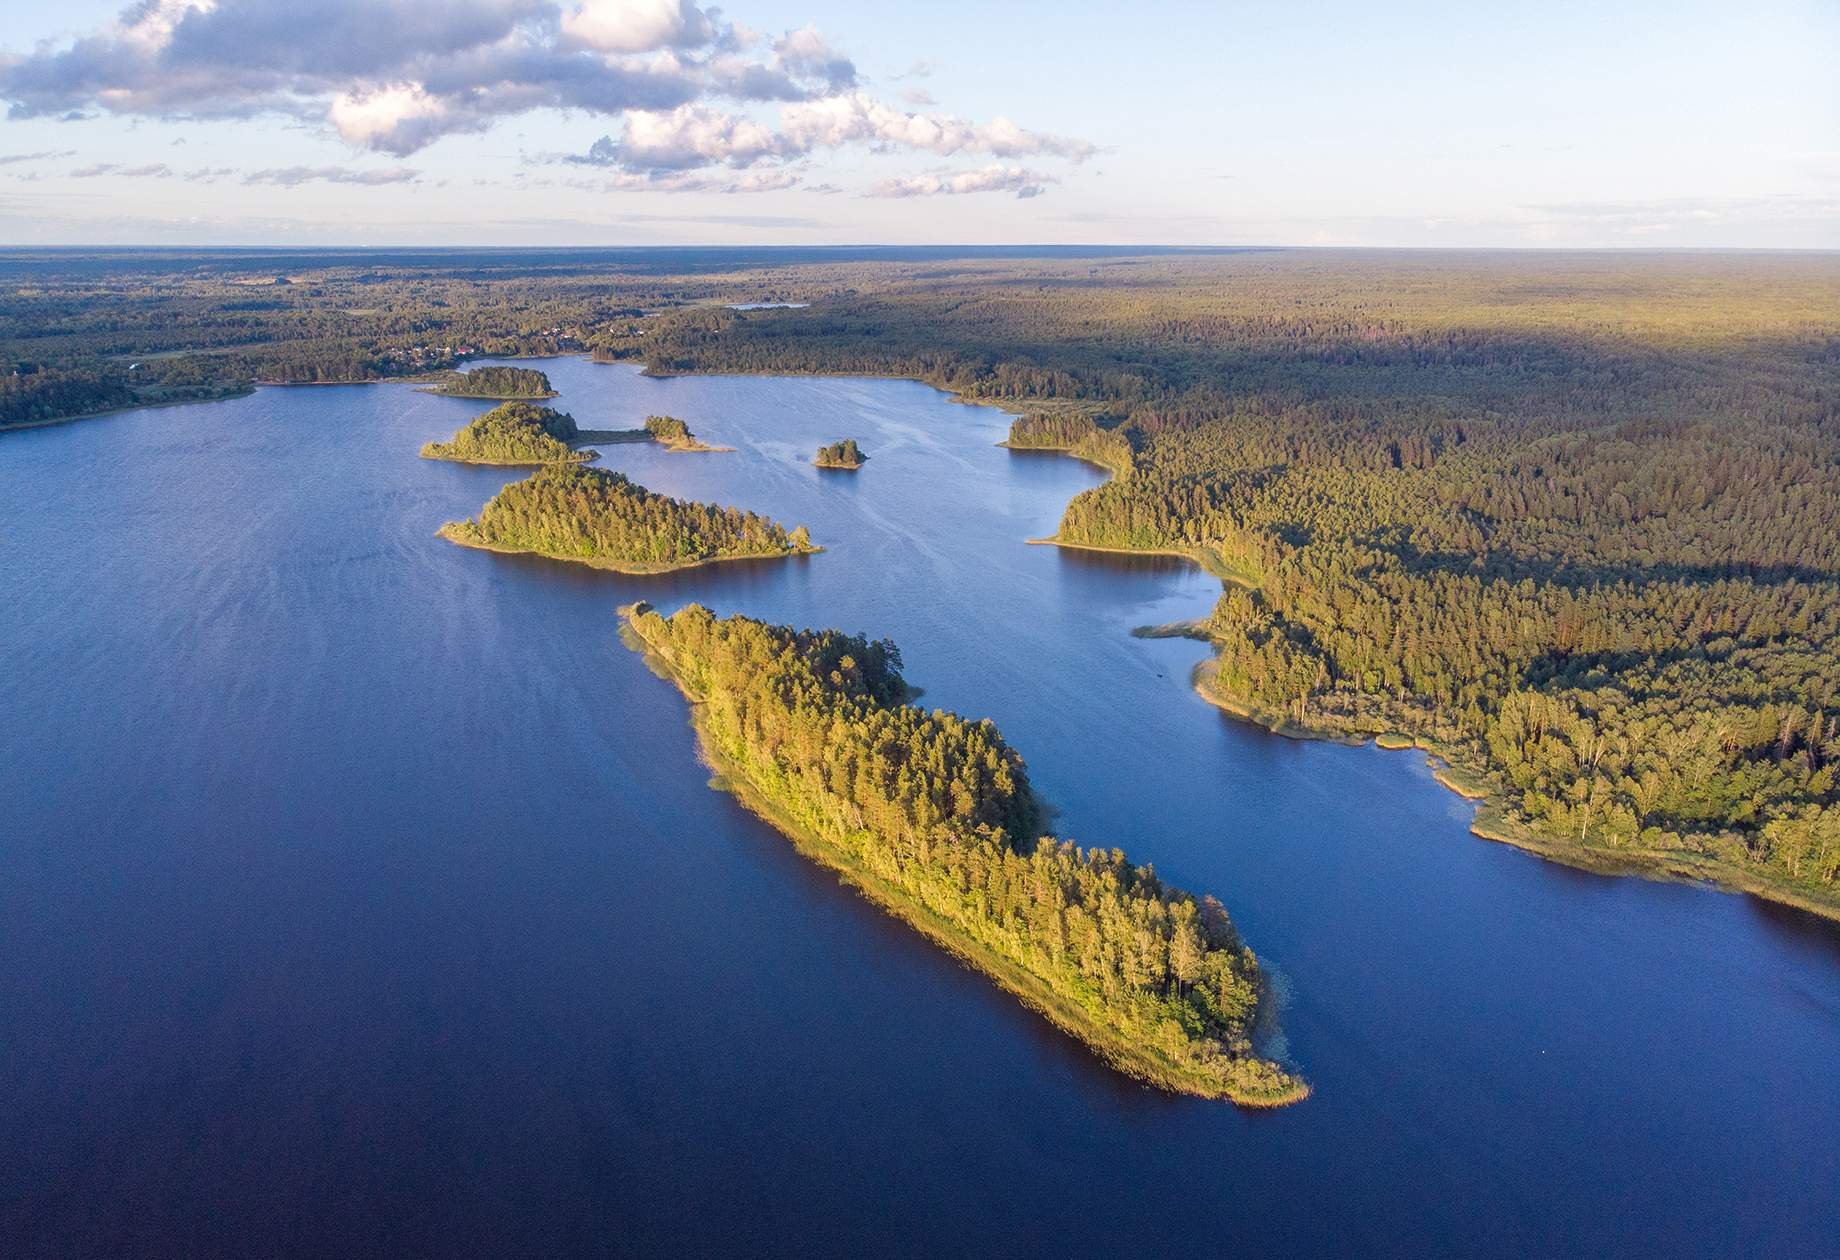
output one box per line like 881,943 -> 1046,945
7,246 -> 1837,913
1001,413 -> 1133,477
595,252 -> 1840,914
420,401 -> 590,465
425,365 -> 556,398
814,438 -> 866,468
625,601 -> 1303,1103
441,464 -> 814,573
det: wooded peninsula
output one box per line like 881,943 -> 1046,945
624,601 -> 1305,1103
439,463 -> 816,573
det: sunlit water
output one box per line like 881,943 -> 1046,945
2,357 -> 1836,1256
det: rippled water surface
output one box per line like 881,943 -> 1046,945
3,357 -> 1837,1256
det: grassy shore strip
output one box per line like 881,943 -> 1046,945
1189,660 -> 1840,924
621,611 -> 1308,1107
1130,619 -> 1210,641
416,386 -> 560,399
435,522 -> 819,575
420,448 -> 598,467
574,428 -> 653,444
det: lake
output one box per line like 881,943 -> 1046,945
2,356 -> 1836,1256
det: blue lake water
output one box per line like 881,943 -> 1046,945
2,356 -> 1837,1256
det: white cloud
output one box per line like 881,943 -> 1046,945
0,0 -> 1089,199
328,85 -> 455,153
867,164 -> 1056,199
780,93 -> 1093,161
605,104 -> 789,171
563,92 -> 1095,189
560,0 -> 716,54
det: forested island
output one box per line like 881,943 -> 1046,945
644,413 -> 731,452
5,247 -> 1836,917
439,464 -> 815,574
623,601 -> 1305,1103
422,365 -> 556,398
814,438 -> 867,469
420,401 -> 594,465
588,253 -> 1840,918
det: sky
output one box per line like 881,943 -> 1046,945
0,0 -> 1834,248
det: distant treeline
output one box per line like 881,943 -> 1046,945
421,401 -> 589,465
626,602 -> 1304,1102
442,464 -> 813,571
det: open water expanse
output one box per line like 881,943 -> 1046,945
3,356 -> 1837,1256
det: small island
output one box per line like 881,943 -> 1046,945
814,438 -> 867,469
421,365 -> 556,399
420,400 -> 598,465
622,602 -> 1306,1106
643,413 -> 732,452
439,464 -> 816,574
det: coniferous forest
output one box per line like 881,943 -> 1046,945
420,400 -> 590,465
625,602 -> 1304,1102
441,463 -> 815,573
6,246 -> 1837,913
426,365 -> 556,398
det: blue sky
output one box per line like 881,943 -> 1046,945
1,0 -> 1834,247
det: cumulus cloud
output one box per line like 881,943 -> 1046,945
561,0 -> 716,54
569,104 -> 789,172
867,164 -> 1055,199
779,93 -> 1092,161
0,0 -> 1088,199
243,165 -> 422,186
0,0 -> 857,156
562,92 -> 1092,187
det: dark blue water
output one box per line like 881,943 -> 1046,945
3,357 -> 1837,1257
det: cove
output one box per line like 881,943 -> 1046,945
1,356 -> 1836,1256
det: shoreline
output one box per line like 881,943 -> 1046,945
436,522 -> 819,575
1185,658 -> 1840,925
420,448 -> 597,467
1007,439 -> 1840,928
0,385 -> 256,434
996,438 -> 1128,477
416,388 -> 561,401
622,612 -> 1309,1108
1026,535 -> 1259,589
31,349 -> 1834,926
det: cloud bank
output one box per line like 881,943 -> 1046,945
0,0 -> 1089,199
